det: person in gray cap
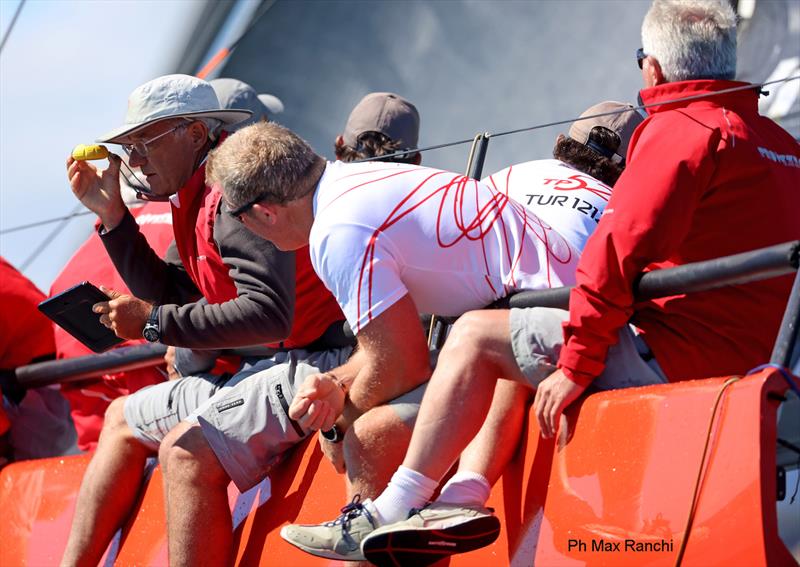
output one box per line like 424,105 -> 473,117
334,92 -> 421,164
279,101 -> 650,564
211,77 -> 284,130
62,74 -> 351,567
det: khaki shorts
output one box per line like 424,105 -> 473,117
509,307 -> 668,391
192,348 -> 352,492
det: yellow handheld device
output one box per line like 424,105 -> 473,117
72,144 -> 109,161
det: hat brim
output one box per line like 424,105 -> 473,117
96,109 -> 253,144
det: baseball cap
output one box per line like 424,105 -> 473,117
568,101 -> 644,163
210,78 -> 285,131
342,92 -> 420,150
97,74 -> 252,144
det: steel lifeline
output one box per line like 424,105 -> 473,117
567,538 -> 675,553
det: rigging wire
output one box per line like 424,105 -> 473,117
2,74 -> 798,237
2,0 -> 275,267
0,0 -> 25,56
360,75 -> 800,163
19,202 -> 84,271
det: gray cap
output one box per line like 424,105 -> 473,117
342,92 -> 420,150
210,78 -> 285,131
97,74 -> 251,144
568,101 -> 644,163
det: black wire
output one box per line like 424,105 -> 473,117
20,202 -> 86,271
0,0 -> 25,56
361,75 -> 800,163
3,74 -> 798,236
0,210 -> 95,235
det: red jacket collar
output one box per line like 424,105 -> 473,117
639,79 -> 760,116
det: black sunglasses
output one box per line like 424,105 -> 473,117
227,192 -> 269,220
636,47 -> 647,70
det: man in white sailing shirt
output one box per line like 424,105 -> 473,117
204,121 -> 579,559
273,102 -> 646,563
485,101 -> 642,251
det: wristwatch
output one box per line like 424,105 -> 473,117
142,306 -> 161,343
321,425 -> 343,444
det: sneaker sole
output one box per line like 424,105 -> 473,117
362,515 -> 501,567
279,526 -> 366,561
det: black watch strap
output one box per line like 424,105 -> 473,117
321,425 -> 343,444
142,305 -> 161,343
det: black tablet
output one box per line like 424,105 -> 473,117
38,281 -> 125,353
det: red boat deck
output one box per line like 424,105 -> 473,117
0,368 -> 795,566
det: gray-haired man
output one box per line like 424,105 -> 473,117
62,74 -> 350,567
284,0 -> 800,564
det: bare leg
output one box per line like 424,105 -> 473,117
454,379 -> 532,485
159,422 -> 232,567
61,397 -> 153,567
344,405 -> 413,500
403,310 -> 525,481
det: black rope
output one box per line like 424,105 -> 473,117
2,75 -> 798,236
360,75 -> 800,163
0,0 -> 25,56
20,202 -> 85,271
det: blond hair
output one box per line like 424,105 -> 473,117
207,121 -> 320,208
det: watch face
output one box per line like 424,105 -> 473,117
142,325 -> 160,343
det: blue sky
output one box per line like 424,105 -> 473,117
0,0 -> 202,291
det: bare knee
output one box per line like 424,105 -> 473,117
103,396 -> 128,429
344,407 -> 412,497
444,310 -> 509,360
159,423 -> 228,486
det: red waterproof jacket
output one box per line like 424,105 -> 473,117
559,80 -> 800,385
51,201 -> 174,450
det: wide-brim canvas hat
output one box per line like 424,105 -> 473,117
97,74 -> 252,144
210,78 -> 284,131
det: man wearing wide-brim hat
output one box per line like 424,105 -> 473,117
62,74 -> 350,566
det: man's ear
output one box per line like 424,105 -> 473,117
253,202 -> 279,225
334,135 -> 345,160
188,121 -> 209,149
644,56 -> 665,87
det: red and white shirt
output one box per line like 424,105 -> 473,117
310,161 -> 580,333
483,159 -> 611,252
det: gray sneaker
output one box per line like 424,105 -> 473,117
279,495 -> 380,561
361,502 -> 500,567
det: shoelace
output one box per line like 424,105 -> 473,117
324,494 -> 376,550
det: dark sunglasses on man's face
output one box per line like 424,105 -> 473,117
636,48 -> 647,70
227,192 -> 269,222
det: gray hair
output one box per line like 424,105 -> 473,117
642,0 -> 737,82
206,121 -> 320,208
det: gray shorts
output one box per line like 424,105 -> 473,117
509,307 -> 668,391
191,347 -> 352,492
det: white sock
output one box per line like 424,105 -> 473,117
372,466 -> 439,525
436,471 -> 491,507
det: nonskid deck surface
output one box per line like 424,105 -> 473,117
0,369 -> 797,566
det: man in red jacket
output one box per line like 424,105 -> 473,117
285,0 -> 800,563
